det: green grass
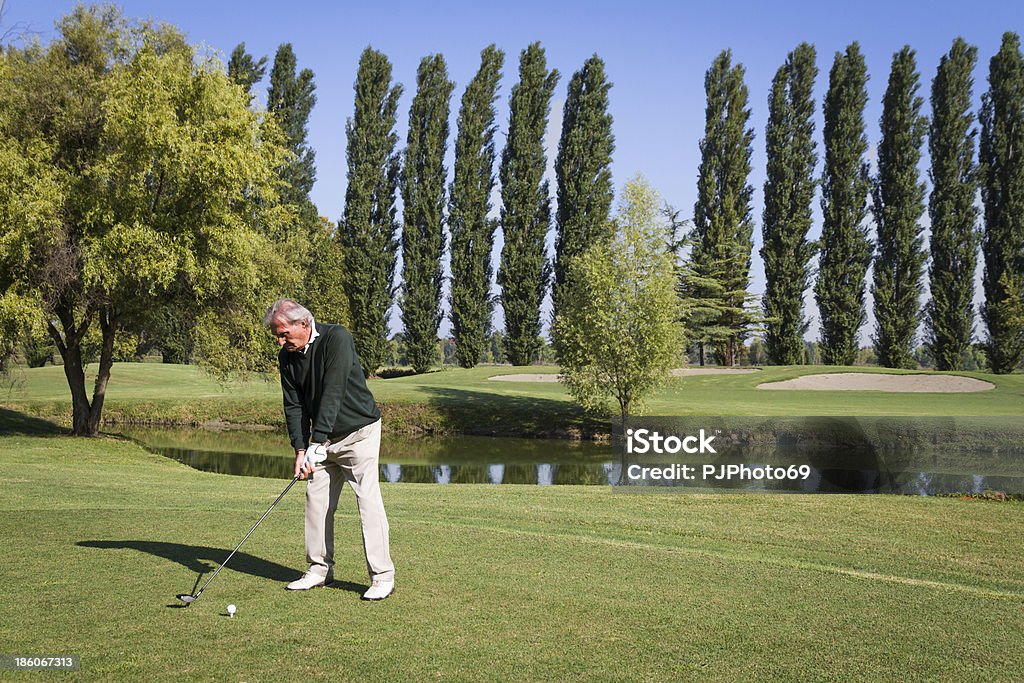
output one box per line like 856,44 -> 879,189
0,435 -> 1022,681
3,362 -> 1024,437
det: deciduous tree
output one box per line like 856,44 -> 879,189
449,45 -> 504,368
338,47 -> 402,375
815,43 -> 872,366
980,32 -> 1024,374
553,176 -> 682,423
871,46 -> 928,369
497,42 -> 558,366
926,38 -> 979,371
0,6 -> 295,435
684,50 -> 757,366
761,43 -> 818,366
227,42 -> 266,104
401,54 -> 454,373
552,54 -> 614,322
267,43 -> 316,207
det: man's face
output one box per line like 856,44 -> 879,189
270,317 -> 312,353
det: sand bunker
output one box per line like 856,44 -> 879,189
757,372 -> 994,393
489,368 -> 761,382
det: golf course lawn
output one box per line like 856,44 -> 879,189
4,363 -> 1024,436
1,434 -> 1022,681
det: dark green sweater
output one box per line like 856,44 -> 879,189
278,323 -> 380,451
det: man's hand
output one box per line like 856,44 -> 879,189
294,450 -> 314,480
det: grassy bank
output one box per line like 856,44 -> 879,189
3,362 -> 1024,438
0,434 -> 1022,680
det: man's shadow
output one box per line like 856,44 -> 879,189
78,540 -> 296,580
77,540 -> 366,597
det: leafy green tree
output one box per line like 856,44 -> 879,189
387,333 -> 407,367
263,47 -> 345,330
497,42 -> 558,366
267,43 -> 316,207
980,32 -> 1024,374
301,215 -> 349,328
449,45 -> 504,368
761,43 -> 818,366
338,47 -> 402,375
137,306 -> 195,364
871,46 -> 928,369
684,49 -> 757,367
552,54 -> 615,322
227,42 -> 266,103
401,54 -> 454,374
553,176 -> 682,423
441,337 -> 457,365
22,325 -> 56,367
487,331 -> 506,364
815,43 -> 872,366
926,38 -> 979,371
746,337 -> 767,366
802,340 -> 820,365
0,6 -> 295,435
0,293 -> 41,372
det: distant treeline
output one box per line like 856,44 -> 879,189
3,5 -> 1023,435
219,34 -> 1024,375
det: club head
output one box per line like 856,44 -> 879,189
176,593 -> 197,605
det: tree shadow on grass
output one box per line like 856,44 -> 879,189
415,386 -> 605,437
0,407 -> 65,436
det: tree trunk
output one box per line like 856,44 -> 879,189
61,344 -> 95,436
48,305 -> 102,437
88,308 -> 117,435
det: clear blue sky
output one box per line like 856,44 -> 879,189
7,0 -> 1024,341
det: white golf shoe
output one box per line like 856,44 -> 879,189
286,571 -> 332,591
361,579 -> 395,601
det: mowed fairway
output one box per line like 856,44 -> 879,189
4,364 -> 1024,435
1,435 -> 1022,681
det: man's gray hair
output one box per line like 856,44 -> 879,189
263,299 -> 313,326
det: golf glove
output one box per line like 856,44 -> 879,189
305,442 -> 329,466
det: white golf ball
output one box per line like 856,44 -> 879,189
227,604 -> 236,616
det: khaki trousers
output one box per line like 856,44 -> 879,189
304,419 -> 395,582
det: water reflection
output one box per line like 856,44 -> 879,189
119,427 -> 611,486
117,426 -> 1024,494
615,462 -> 1024,496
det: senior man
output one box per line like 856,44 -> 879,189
264,298 -> 395,601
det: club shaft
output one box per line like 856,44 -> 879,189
194,476 -> 300,598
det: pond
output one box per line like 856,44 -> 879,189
117,426 -> 1024,496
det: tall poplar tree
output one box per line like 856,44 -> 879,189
263,44 -> 346,327
552,54 -> 615,322
400,54 -> 454,374
926,38 -> 979,371
980,32 -> 1024,374
871,46 -> 928,369
684,49 -> 756,367
815,43 -> 872,366
267,43 -> 317,206
497,42 -> 559,366
227,42 -> 266,104
339,48 -> 403,375
449,45 -> 504,368
761,43 -> 818,366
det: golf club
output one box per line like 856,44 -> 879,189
176,474 -> 301,606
